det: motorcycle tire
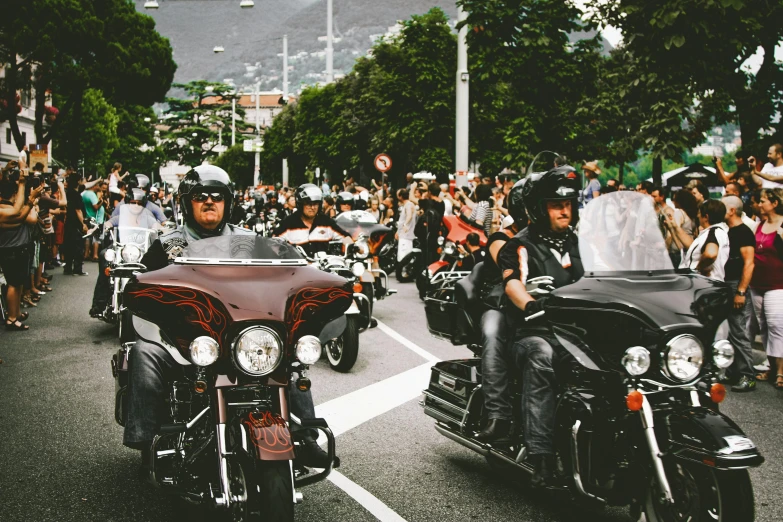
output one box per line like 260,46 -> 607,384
361,282 -> 374,318
396,253 -> 419,283
327,315 -> 360,373
641,463 -> 754,522
230,455 -> 294,522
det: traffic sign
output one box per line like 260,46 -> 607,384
244,139 -> 264,153
374,153 -> 392,173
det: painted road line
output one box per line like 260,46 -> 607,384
376,320 -> 441,363
329,471 -> 408,522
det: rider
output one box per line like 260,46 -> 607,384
496,166 -> 584,487
475,179 -> 528,445
124,167 -> 333,475
274,184 -> 354,257
335,191 -> 354,214
111,174 -> 166,224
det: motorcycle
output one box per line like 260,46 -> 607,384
415,214 -> 487,299
112,235 -> 350,520
255,208 -> 281,237
422,192 -> 762,521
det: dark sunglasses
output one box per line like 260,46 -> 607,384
191,192 -> 225,203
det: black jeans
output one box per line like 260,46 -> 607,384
481,310 -> 512,421
62,231 -> 83,273
90,251 -> 111,311
509,335 -> 556,455
124,338 -> 316,449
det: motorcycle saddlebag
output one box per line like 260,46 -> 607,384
424,286 -> 460,342
427,359 -> 481,409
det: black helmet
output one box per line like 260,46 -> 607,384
295,183 -> 323,212
336,191 -> 354,210
522,166 -> 580,227
129,174 -> 150,191
506,178 -> 528,226
178,165 -> 235,236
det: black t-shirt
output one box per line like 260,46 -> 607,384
65,188 -> 86,232
724,223 -> 755,281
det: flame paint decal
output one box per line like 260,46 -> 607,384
128,285 -> 229,348
286,286 -> 352,339
242,411 -> 294,460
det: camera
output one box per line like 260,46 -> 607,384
7,168 -> 21,183
28,176 -> 42,189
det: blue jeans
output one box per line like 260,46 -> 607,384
124,338 -> 315,449
509,336 -> 556,455
726,280 -> 754,380
481,310 -> 512,421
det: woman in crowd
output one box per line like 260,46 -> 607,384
750,188 -> 783,389
469,183 -> 494,237
664,188 -> 700,253
367,196 -> 381,222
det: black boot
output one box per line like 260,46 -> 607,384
529,454 -> 555,488
139,444 -> 153,481
296,437 -> 333,469
475,419 -> 512,444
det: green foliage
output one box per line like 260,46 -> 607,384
112,105 -> 166,175
54,89 -> 119,174
213,144 -> 256,188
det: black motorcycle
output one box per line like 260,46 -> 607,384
422,192 -> 762,521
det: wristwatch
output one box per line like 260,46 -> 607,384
736,289 -> 747,297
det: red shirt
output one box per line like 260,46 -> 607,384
751,222 -> 783,291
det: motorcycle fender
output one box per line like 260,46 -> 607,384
659,406 -> 764,470
319,315 -> 347,343
427,260 -> 449,275
344,300 -> 361,315
240,410 -> 295,461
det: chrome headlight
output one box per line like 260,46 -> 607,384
663,334 -> 703,381
712,340 -> 734,369
254,222 -> 264,233
121,244 -> 141,263
622,346 -> 651,376
437,236 -> 445,246
104,249 -> 116,263
351,262 -> 366,277
190,336 -> 220,366
234,326 -> 283,376
295,335 -> 322,365
443,241 -> 456,256
354,239 -> 369,259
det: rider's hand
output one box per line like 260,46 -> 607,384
524,297 -> 548,317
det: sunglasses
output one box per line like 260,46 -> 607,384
191,192 -> 225,203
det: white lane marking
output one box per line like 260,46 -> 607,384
375,320 -> 441,363
328,471 -> 408,522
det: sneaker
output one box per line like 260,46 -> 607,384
73,271 -> 89,276
89,308 -> 103,319
731,376 -> 757,393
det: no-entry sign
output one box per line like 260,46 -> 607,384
374,153 -> 392,173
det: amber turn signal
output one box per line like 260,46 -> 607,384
297,377 -> 311,392
353,283 -> 363,293
626,390 -> 643,411
104,267 -> 111,277
194,380 -> 208,394
710,383 -> 726,403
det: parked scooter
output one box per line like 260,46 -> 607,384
422,192 -> 762,520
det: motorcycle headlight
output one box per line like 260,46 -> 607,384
622,346 -> 651,376
351,262 -> 366,277
104,249 -> 116,263
437,236 -> 445,246
254,222 -> 264,233
712,340 -> 734,369
121,244 -> 141,263
663,334 -> 703,382
443,241 -> 456,256
189,336 -> 220,366
295,335 -> 322,365
234,326 -> 283,376
354,240 -> 369,259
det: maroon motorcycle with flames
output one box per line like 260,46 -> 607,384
111,235 -> 353,521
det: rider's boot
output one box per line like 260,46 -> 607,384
369,317 -> 378,329
296,434 -> 339,469
475,419 -> 512,445
529,454 -> 555,488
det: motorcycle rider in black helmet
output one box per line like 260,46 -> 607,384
123,167 -> 334,476
110,173 -> 167,224
335,191 -> 355,214
475,179 -> 529,445
274,184 -> 353,257
496,166 -> 584,487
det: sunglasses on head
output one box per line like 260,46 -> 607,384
191,192 -> 225,203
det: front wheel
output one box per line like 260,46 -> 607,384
396,252 -> 419,282
642,463 -> 754,522
231,456 -> 294,522
326,316 -> 360,372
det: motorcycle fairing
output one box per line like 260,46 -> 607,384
442,215 -> 487,246
427,260 -> 450,275
240,410 -> 295,461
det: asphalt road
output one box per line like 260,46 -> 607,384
1,266 -> 782,522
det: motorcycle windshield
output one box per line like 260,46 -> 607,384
117,204 -> 158,251
578,192 -> 673,273
178,236 -> 306,265
336,210 -> 378,224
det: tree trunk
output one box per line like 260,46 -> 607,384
618,162 -> 624,185
652,157 -> 662,186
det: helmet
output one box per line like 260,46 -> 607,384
127,174 -> 150,191
522,166 -> 580,227
336,191 -> 354,210
177,165 -> 235,236
506,178 -> 528,225
129,188 -> 147,207
295,183 -> 323,212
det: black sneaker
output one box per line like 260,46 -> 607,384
731,376 -> 757,392
73,271 -> 89,276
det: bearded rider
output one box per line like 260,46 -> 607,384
496,166 -> 584,487
124,166 -> 334,476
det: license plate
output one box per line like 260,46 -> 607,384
722,435 -> 755,453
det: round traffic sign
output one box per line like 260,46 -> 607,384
374,153 -> 392,173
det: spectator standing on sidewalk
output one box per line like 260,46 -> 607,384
721,195 -> 757,391
750,188 -> 783,389
396,188 -> 416,262
680,199 -> 730,280
581,161 -> 602,207
63,170 -> 88,276
755,143 -> 783,189
82,180 -> 105,261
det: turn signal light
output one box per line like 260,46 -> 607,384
194,380 -> 208,394
104,267 -> 111,277
710,383 -> 726,403
437,247 -> 442,254
297,377 -> 311,391
353,283 -> 363,293
626,390 -> 643,411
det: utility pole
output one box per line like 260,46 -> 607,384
455,5 -> 469,189
282,34 -> 290,187
231,96 -> 236,146
326,0 -> 334,83
254,82 -> 260,186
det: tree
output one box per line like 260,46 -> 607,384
213,144 -> 256,188
54,89 -> 119,173
111,104 -> 166,176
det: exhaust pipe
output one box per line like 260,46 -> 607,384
433,424 -> 534,475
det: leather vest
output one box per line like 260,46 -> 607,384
514,227 -> 584,289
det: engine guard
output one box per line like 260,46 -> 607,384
658,406 -> 764,470
239,411 -> 296,461
294,418 -> 337,488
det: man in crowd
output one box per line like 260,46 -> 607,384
756,143 -> 783,189
82,178 -> 105,261
396,188 -> 417,262
63,170 -> 89,276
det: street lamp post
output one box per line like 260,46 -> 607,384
283,34 -> 290,186
326,0 -> 334,83
254,82 -> 261,186
455,5 -> 469,189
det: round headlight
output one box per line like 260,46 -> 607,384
622,346 -> 651,376
254,222 -> 264,233
104,249 -> 116,263
354,240 -> 369,259
663,335 -> 703,381
437,236 -> 445,246
121,244 -> 141,263
351,262 -> 366,277
234,327 -> 283,376
712,340 -> 734,369
296,335 -> 322,365
189,336 -> 220,366
443,241 -> 456,256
